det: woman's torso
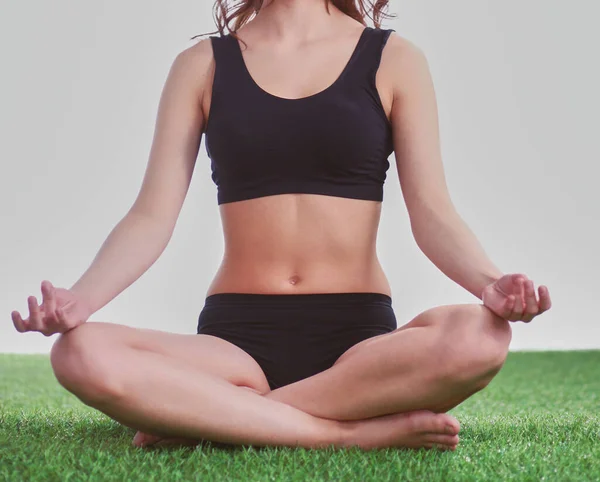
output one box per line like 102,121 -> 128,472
200,22 -> 395,297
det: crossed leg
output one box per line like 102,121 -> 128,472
50,323 -> 350,449
49,303 -> 509,451
265,303 -> 512,421
50,321 -> 460,450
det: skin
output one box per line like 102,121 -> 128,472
12,0 -> 551,452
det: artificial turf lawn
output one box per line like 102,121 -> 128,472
0,351 -> 599,482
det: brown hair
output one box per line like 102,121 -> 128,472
191,0 -> 394,45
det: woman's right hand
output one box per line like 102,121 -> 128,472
11,280 -> 93,336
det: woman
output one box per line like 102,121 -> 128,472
12,0 -> 551,451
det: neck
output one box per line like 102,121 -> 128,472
254,0 -> 348,42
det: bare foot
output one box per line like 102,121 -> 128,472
344,410 -> 461,451
132,410 -> 459,451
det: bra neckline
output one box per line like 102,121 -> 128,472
230,27 -> 371,102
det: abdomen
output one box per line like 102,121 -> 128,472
206,193 -> 392,296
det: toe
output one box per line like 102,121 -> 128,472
426,434 -> 460,447
132,431 -> 146,447
436,413 -> 460,435
132,431 -> 162,448
409,411 -> 460,436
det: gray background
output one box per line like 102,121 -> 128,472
1,1 -> 598,353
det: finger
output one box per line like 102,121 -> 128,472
510,299 -> 524,321
512,274 -> 527,292
507,295 -> 521,321
11,310 -> 29,333
43,283 -> 62,332
27,296 -> 45,331
522,280 -> 539,323
496,295 -> 512,319
513,275 -> 526,297
508,279 -> 525,321
40,327 -> 55,337
519,277 -> 529,300
538,285 -> 552,313
503,295 -> 516,321
55,306 -> 72,332
509,295 -> 524,322
41,280 -> 57,323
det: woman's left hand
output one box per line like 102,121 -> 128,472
481,273 -> 552,322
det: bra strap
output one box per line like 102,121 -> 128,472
343,27 -> 395,85
209,34 -> 250,98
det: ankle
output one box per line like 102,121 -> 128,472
334,419 -> 361,448
319,418 -> 353,449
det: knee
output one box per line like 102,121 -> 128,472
50,322 -> 125,404
439,304 -> 511,387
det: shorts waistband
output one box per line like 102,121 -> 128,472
204,292 -> 392,308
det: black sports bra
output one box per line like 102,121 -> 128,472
204,27 -> 395,205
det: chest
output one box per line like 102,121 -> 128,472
205,89 -> 391,178
238,40 -> 364,101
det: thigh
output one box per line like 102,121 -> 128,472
195,291 -> 397,391
61,321 -> 271,393
265,303 -> 503,420
331,303 -> 453,366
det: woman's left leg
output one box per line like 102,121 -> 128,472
265,303 -> 512,421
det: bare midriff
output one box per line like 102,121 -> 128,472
205,193 -> 392,297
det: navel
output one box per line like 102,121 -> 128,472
288,275 -> 301,285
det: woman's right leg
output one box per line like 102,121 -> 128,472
50,322 -> 460,450
50,321 -> 345,448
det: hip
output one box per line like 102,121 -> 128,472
196,291 -> 397,389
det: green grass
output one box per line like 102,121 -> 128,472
1,351 -> 599,481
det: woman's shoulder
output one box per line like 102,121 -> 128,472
181,34 -> 216,69
165,35 -> 218,100
378,29 -> 430,84
379,29 -> 423,58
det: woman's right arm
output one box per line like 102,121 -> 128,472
69,39 -> 215,316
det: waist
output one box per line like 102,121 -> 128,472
206,257 -> 391,297
203,291 -> 393,308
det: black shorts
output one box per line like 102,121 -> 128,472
196,292 -> 397,390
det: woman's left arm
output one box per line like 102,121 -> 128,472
383,34 -> 552,322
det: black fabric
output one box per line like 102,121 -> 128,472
196,292 -> 397,390
204,27 -> 396,205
